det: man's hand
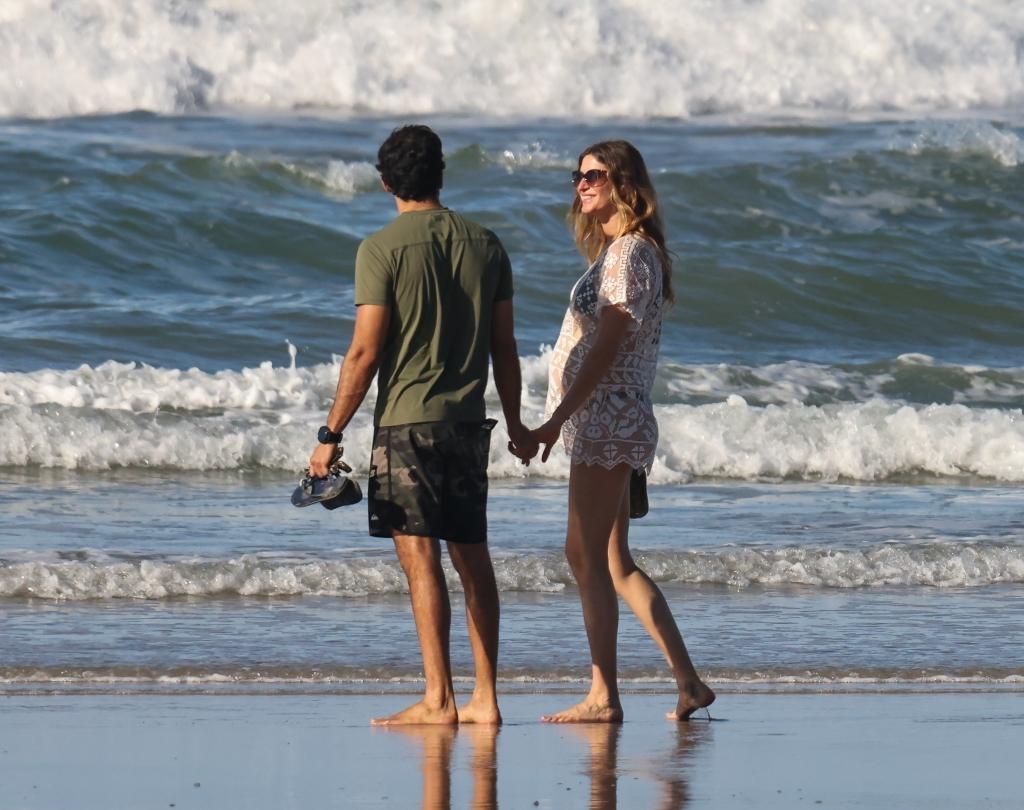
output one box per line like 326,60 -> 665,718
308,443 -> 338,478
506,420 -> 539,466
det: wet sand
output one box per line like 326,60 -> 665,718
1,692 -> 1019,808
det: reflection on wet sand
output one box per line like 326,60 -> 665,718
652,723 -> 711,810
565,724 -> 621,809
462,725 -> 499,809
377,716 -> 709,809
568,721 -> 709,809
378,725 -> 457,810
376,724 -> 499,810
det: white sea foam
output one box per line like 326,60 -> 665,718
0,357 -> 329,411
2,1 -> 1022,120
2,542 -> 1022,599
648,399 -> 1024,483
320,160 -> 380,194
3,354 -> 1024,479
223,152 -> 379,195
820,189 -> 943,231
657,354 -> 1024,408
895,120 -> 1024,167
494,144 -> 576,172
1,666 -> 1020,688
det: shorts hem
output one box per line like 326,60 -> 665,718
368,526 -> 487,544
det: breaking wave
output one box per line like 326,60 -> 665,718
2,1 -> 1023,119
2,352 -> 1024,481
2,541 -> 1022,600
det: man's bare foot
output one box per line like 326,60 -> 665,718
371,698 -> 458,726
666,682 -> 716,721
458,699 -> 502,725
541,700 -> 623,724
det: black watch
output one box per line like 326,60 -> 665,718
317,425 -> 343,444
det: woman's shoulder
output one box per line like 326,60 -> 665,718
606,232 -> 660,268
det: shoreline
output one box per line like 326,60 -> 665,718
2,680 -> 1024,698
2,692 -> 1019,809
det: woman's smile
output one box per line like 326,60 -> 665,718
576,154 -> 614,218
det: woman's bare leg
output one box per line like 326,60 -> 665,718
542,462 -> 632,723
606,482 -> 716,720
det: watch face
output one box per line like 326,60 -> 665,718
318,426 -> 340,444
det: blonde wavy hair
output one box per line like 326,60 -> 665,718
569,140 -> 674,304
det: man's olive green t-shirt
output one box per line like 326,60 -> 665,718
354,208 -> 514,427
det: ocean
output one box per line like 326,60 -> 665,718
1,0 -> 1023,696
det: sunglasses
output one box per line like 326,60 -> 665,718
571,169 -> 608,187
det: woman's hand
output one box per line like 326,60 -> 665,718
532,417 -> 564,463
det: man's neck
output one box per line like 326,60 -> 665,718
394,197 -> 444,214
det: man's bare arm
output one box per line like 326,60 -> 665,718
308,304 -> 389,476
490,298 -> 536,462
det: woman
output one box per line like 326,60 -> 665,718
531,140 -> 715,723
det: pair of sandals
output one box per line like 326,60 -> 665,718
290,450 -> 363,511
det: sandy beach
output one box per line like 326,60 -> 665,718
3,7 -> 1024,810
2,692 -> 1019,808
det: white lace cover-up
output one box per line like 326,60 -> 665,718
545,233 -> 665,472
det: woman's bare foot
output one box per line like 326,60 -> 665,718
666,682 -> 716,721
371,698 -> 458,726
541,700 -> 623,724
458,698 -> 502,725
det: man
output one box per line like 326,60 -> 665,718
308,125 -> 534,725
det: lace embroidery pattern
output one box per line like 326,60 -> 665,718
545,234 -> 665,472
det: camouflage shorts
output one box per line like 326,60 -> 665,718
367,419 -> 496,543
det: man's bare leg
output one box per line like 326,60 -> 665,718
447,540 -> 502,724
606,486 -> 716,721
372,534 -> 458,726
542,463 -> 630,723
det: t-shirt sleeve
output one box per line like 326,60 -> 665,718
493,240 -> 514,302
596,236 -> 655,326
354,239 -> 392,306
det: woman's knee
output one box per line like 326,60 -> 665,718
564,537 -> 605,582
564,537 -> 586,574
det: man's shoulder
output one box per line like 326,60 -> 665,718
363,209 -> 506,255
360,217 -> 407,254
446,210 -> 503,245
424,209 -> 506,253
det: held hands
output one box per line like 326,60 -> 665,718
507,420 -> 539,466
506,416 -> 564,465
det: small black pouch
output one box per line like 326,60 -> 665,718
629,468 -> 649,519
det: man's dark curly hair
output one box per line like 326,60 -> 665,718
375,125 -> 445,202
